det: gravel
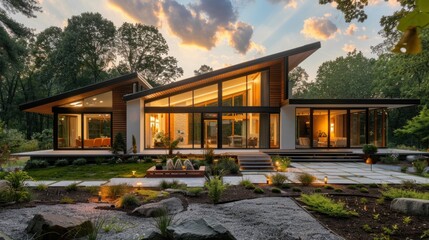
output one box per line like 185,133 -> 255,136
0,197 -> 343,240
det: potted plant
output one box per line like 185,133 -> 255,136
362,144 -> 378,162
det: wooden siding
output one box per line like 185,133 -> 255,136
112,83 -> 134,142
269,62 -> 282,107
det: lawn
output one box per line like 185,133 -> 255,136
26,162 -> 155,180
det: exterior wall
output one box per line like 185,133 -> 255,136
126,98 -> 144,152
280,105 -> 295,149
112,84 -> 134,142
269,63 -> 282,107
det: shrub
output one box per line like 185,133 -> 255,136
205,176 -> 227,204
36,184 -> 48,191
271,187 -> 281,193
363,144 -> 378,155
153,208 -> 175,239
362,224 -> 372,233
376,197 -> 385,205
239,179 -> 252,187
143,157 -> 153,163
5,171 -> 32,202
334,188 -> 343,192
112,132 -> 126,154
245,183 -> 256,190
272,155 -> 291,172
324,185 -> 334,190
0,171 -> 8,179
400,166 -> 408,173
360,187 -> 369,193
401,180 -> 417,189
314,188 -> 322,193
300,194 -> 358,217
369,183 -> 379,188
60,196 -> 74,204
55,159 -> 69,167
298,173 -> 316,186
65,183 -> 78,192
267,173 -> 288,187
347,185 -> 357,190
117,193 -> 140,209
360,197 -> 368,204
281,183 -> 291,189
203,148 -> 215,164
292,187 -> 301,192
254,187 -> 264,194
381,187 -> 429,200
95,157 -> 105,165
72,158 -> 87,166
187,187 -> 203,197
31,129 -> 53,150
214,157 -> 239,175
159,180 -> 186,190
102,184 -> 130,198
380,153 -> 399,164
413,159 -> 428,175
24,159 -> 48,169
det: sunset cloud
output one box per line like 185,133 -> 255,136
109,0 -> 161,26
342,44 -> 356,52
345,23 -> 357,35
268,0 -> 298,9
301,17 -> 338,40
358,35 -> 368,40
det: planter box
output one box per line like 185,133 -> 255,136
146,166 -> 206,178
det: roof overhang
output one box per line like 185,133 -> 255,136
20,72 -> 152,114
286,99 -> 420,109
123,42 -> 321,102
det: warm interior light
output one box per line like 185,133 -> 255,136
69,101 -> 83,107
324,176 -> 328,184
132,170 -> 136,176
136,182 -> 142,189
330,123 -> 334,132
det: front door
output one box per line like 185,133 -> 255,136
202,113 -> 218,148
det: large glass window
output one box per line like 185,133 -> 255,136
247,72 -> 261,106
170,113 -> 192,148
369,109 -> 387,147
270,114 -> 280,148
313,110 -> 329,148
194,84 -> 218,107
193,114 -> 201,148
145,113 -> 169,148
247,113 -> 260,148
60,92 -> 112,108
145,97 -> 168,107
222,76 -> 246,106
350,109 -> 366,147
222,113 -> 247,148
170,91 -> 193,107
58,114 -> 82,148
296,108 -> 311,148
83,114 -> 111,148
329,110 -> 347,148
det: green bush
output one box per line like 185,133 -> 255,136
334,188 -> 343,193
159,180 -> 186,190
217,157 -> 239,175
360,187 -> 369,193
102,184 -> 130,199
369,183 -> 379,188
347,185 -> 357,190
205,176 -> 227,204
60,196 -> 74,204
153,208 -> 175,239
187,187 -> 203,197
380,153 -> 399,164
55,159 -> 69,167
203,148 -> 215,165
5,171 -> 32,202
65,183 -> 78,192
363,144 -> 378,155
267,173 -> 288,187
245,183 -> 256,190
36,184 -> 48,191
31,129 -> 53,150
143,157 -> 153,163
24,159 -> 48,169
271,155 -> 291,172
298,173 -> 316,186
381,187 -> 429,200
16,139 -> 39,152
314,188 -> 322,193
413,159 -> 428,175
401,180 -> 417,189
239,179 -> 252,187
112,133 -> 126,154
271,187 -> 281,193
300,194 -> 358,217
292,187 -> 301,192
0,172 -> 8,179
73,158 -> 87,166
324,185 -> 334,190
117,194 -> 140,209
281,183 -> 291,189
254,187 -> 264,194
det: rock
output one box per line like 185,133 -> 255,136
0,180 -> 9,192
391,198 -> 429,216
166,159 -> 174,170
132,197 -> 184,217
0,231 -> 12,240
167,218 -> 236,240
183,159 -> 194,170
165,188 -> 187,195
174,159 -> 183,170
144,230 -> 165,240
423,166 -> 429,174
25,213 -> 94,240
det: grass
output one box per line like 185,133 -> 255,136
300,193 -> 358,218
26,162 -> 155,180
381,187 -> 429,200
136,189 -> 169,203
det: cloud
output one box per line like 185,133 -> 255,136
301,17 -> 338,40
267,0 -> 298,9
109,0 -> 161,26
109,0 -> 259,54
342,44 -> 356,52
358,35 -> 368,40
345,23 -> 357,35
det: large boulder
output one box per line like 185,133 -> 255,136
132,197 -> 184,217
0,180 -> 9,192
391,198 -> 429,216
26,213 -> 94,240
167,218 -> 236,240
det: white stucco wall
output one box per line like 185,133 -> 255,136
280,105 -> 296,150
126,99 -> 144,152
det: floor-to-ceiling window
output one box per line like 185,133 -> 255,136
296,108 -> 311,148
329,110 -> 347,148
312,110 -> 329,148
350,109 -> 366,147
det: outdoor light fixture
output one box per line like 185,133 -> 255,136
214,159 -> 218,165
132,170 -> 136,176
98,191 -> 102,202
366,157 -> 373,171
136,182 -> 142,190
266,177 -> 272,185
324,176 -> 328,184
182,165 -> 186,170
275,161 -> 280,167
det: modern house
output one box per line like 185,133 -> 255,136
20,42 -> 419,154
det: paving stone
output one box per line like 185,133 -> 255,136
24,181 -> 57,187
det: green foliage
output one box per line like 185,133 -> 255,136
334,188 -> 343,193
363,144 -> 378,155
245,183 -> 256,190
216,157 -> 239,175
117,193 -> 140,209
267,173 -> 288,187
5,171 -> 32,202
421,229 -> 429,239
360,187 -> 369,193
382,187 -> 429,200
347,185 -> 357,190
254,187 -> 264,194
0,171 -> 7,179
360,197 -> 368,204
300,194 -> 358,218
102,184 -> 130,199
239,179 -> 252,187
271,155 -> 291,172
65,183 -> 78,192
187,187 -> 203,197
369,183 -> 379,188
153,208 -> 175,239
203,148 -> 215,164
194,64 -> 213,76
24,159 -> 48,169
380,153 -> 399,164
112,133 -> 126,154
292,187 -> 301,192
362,224 -> 372,233
376,197 -> 385,205
31,129 -> 53,150
402,216 -> 412,225
136,189 -> 169,203
298,173 -> 316,186
143,157 -> 153,163
159,180 -> 186,190
55,159 -> 69,167
324,185 -> 334,190
413,159 -> 428,175
72,158 -> 87,166
35,184 -> 48,191
395,107 -> 429,147
281,183 -> 291,189
205,176 -> 227,204
314,188 -> 322,193
402,180 -> 417,189
271,187 -> 281,193
60,196 -> 74,204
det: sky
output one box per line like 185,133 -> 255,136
15,0 -> 400,81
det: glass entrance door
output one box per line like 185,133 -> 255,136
202,113 -> 218,148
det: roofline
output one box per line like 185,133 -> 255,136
19,72 -> 152,111
123,41 -> 321,101
287,99 -> 420,105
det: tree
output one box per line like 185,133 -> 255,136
395,106 -> 429,149
56,12 -> 116,88
194,64 -> 213,75
288,66 -> 309,98
115,23 -> 183,86
308,51 -> 375,99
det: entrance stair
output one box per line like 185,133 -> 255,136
264,151 -> 362,162
235,152 -> 275,172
